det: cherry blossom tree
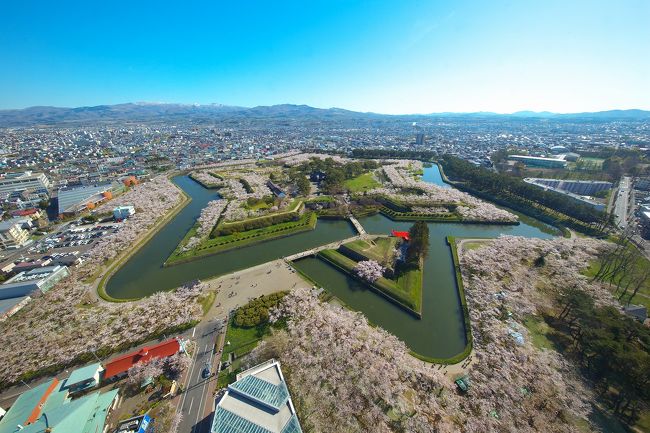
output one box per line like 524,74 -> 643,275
127,358 -> 164,385
354,260 -> 385,282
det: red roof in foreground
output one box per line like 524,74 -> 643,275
103,338 -> 180,379
391,230 -> 410,241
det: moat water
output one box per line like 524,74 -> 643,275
107,166 -> 558,359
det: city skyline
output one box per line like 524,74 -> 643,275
1,0 -> 648,113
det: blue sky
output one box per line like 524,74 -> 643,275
0,0 -> 648,113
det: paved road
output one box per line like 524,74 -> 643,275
178,319 -> 225,433
176,259 -> 310,432
614,176 -> 632,228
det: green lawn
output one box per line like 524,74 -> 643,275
343,237 -> 398,264
198,291 -> 217,316
244,200 -> 273,211
221,317 -> 271,363
582,245 -> 650,309
462,241 -> 488,251
578,157 -> 605,170
218,199 -> 303,231
344,172 -> 380,193
318,247 -> 422,314
522,316 -> 555,351
167,212 -> 317,264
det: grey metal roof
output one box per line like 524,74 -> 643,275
229,375 -> 289,411
212,407 -> 273,433
57,183 -> 112,214
211,361 -> 302,433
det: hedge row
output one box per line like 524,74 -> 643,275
214,202 -> 304,236
239,178 -> 254,193
203,213 -> 316,249
379,206 -> 461,221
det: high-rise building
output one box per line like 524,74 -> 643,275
415,133 -> 425,145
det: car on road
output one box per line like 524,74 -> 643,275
202,362 -> 211,378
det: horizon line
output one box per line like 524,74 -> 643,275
1,101 -> 649,117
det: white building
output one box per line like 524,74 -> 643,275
211,359 -> 302,433
0,218 -> 31,250
0,171 -> 51,196
113,205 -> 135,221
0,265 -> 69,299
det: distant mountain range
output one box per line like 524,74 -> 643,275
0,102 -> 648,126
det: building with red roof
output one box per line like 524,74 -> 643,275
391,230 -> 410,241
103,338 -> 180,380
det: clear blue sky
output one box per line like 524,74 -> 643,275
1,0 -> 648,113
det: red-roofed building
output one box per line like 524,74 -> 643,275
391,230 -> 410,241
10,208 -> 44,221
103,338 -> 180,380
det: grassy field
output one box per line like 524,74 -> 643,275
462,241 -> 487,251
343,237 -> 398,263
344,172 -> 380,193
220,316 -> 271,363
318,246 -> 422,314
167,212 -> 317,264
244,200 -> 273,211
520,166 -> 610,181
578,157 -> 605,169
522,316 -> 555,351
582,246 -> 650,310
198,291 -> 217,316
217,199 -> 303,231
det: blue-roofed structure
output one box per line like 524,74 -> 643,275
63,362 -> 104,393
0,376 -> 119,433
211,359 -> 302,433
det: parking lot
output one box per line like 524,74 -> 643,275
22,221 -> 123,259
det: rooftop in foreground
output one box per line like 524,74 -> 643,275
211,359 -> 302,433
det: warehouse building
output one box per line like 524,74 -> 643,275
508,155 -> 568,168
57,183 -> 118,216
0,171 -> 51,196
0,265 -> 69,300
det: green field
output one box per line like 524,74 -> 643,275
220,316 -> 271,363
344,172 -> 380,193
244,199 -> 273,211
217,317 -> 271,388
523,316 -> 555,351
342,237 -> 399,264
217,199 -> 303,233
577,157 -> 605,170
462,241 -> 487,251
318,242 -> 422,314
167,212 -> 318,264
582,245 -> 650,310
520,165 -> 610,181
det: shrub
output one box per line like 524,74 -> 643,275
234,292 -> 288,327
